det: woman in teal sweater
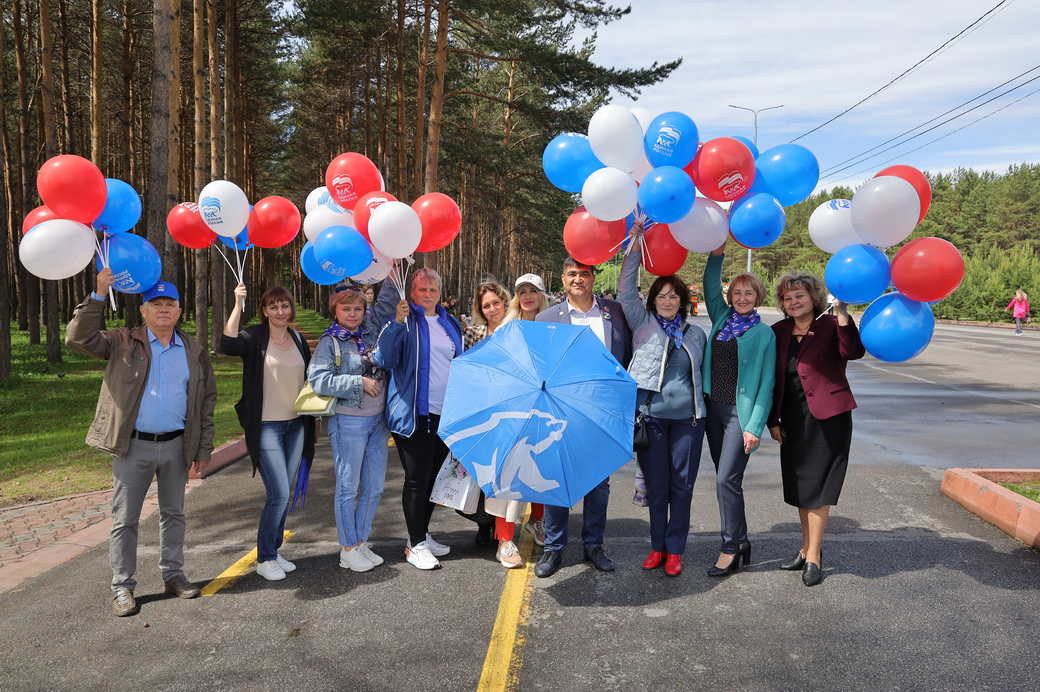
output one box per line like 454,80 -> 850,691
702,243 -> 776,577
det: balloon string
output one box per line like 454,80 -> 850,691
640,232 -> 654,268
233,245 -> 245,310
214,244 -> 239,277
92,230 -> 117,311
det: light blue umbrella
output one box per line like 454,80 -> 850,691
438,319 -> 636,507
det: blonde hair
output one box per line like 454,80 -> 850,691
1016,289 -> 1028,300
726,272 -> 767,307
471,280 -> 511,327
505,285 -> 549,321
776,273 -> 826,317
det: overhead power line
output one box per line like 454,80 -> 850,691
820,63 -> 1040,175
790,0 -> 1012,142
821,85 -> 1040,183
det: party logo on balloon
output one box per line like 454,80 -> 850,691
717,171 -> 748,199
331,175 -> 356,206
651,126 -> 683,158
183,201 -> 200,213
200,196 -> 222,225
828,199 -> 851,211
318,189 -> 347,213
112,268 -> 145,293
319,259 -> 347,278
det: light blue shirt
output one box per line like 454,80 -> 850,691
135,328 -> 189,433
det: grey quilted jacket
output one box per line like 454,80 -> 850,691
618,244 -> 708,419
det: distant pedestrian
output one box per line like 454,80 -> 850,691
222,283 -> 315,582
1005,289 -> 1030,335
768,273 -> 865,587
67,269 -> 216,617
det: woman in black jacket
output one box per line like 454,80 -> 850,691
222,283 -> 315,581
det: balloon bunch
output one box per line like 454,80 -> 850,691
299,152 -> 462,297
543,105 -> 820,275
813,165 -> 964,362
19,155 -> 158,309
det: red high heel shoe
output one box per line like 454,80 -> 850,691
642,550 -> 665,569
664,553 -> 682,577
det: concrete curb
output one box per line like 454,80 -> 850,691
941,468 -> 1040,548
189,437 -> 247,479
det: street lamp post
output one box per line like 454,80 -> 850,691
728,103 -> 784,272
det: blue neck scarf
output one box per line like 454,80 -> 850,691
715,308 -> 760,342
324,321 -> 369,355
654,312 -> 686,349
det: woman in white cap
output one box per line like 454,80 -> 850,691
506,273 -> 550,322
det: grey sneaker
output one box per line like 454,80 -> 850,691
112,587 -> 139,617
163,574 -> 201,599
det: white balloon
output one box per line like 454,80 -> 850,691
581,167 -> 638,222
630,106 -> 657,133
668,197 -> 730,253
303,205 -> 355,242
19,219 -> 97,280
351,249 -> 393,285
851,176 -> 920,248
369,201 -> 421,258
305,187 -> 326,214
808,199 -> 862,253
197,180 -> 250,237
631,155 -> 653,183
588,104 -> 645,173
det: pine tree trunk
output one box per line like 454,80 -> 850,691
395,0 -> 406,194
39,0 -> 63,363
90,0 -> 102,161
423,0 -> 450,270
0,13 -> 13,380
56,0 -> 74,154
166,0 -> 184,289
192,0 -> 208,346
146,0 -> 173,263
14,0 -> 40,344
413,0 -> 431,201
208,0 -> 224,351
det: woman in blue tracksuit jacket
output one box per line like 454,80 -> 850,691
373,268 -> 466,570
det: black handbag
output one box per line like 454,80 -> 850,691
633,410 -> 650,452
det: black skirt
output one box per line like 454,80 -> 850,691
780,338 -> 851,508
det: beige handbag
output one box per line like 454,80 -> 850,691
293,338 -> 340,417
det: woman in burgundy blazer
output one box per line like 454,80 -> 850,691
768,274 -> 865,586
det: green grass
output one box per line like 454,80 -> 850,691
1000,481 -> 1040,504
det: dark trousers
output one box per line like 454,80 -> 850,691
392,415 -> 448,546
705,400 -> 750,554
637,416 -> 704,555
543,477 -> 609,552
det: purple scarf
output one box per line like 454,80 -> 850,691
654,312 -> 686,349
715,308 -> 760,342
324,321 -> 369,355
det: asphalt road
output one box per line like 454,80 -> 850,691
1,319 -> 1037,691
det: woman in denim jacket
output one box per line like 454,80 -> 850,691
307,283 -> 397,572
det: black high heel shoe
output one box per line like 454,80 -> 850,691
802,553 -> 824,587
706,542 -> 751,578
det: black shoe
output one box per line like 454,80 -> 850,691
583,546 -> 615,572
534,550 -> 562,578
706,542 -> 751,578
802,555 -> 823,586
475,522 -> 494,546
780,551 -> 807,571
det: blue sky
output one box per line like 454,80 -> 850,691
575,0 -> 1040,191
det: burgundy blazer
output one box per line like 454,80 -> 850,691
768,314 -> 865,426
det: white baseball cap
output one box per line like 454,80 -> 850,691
514,273 -> 546,293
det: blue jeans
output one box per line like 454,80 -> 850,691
705,401 -> 750,554
329,413 -> 389,547
256,418 -> 305,562
543,477 -> 610,552
637,416 -> 705,555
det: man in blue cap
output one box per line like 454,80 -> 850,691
67,268 -> 217,616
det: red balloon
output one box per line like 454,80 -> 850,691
563,206 -> 627,265
167,202 -> 216,249
413,193 -> 462,252
890,237 -> 964,302
248,196 -> 301,248
36,154 -> 107,224
354,191 -> 399,242
22,205 -> 59,235
324,153 -> 382,211
685,138 -> 756,202
876,165 -> 930,223
641,224 -> 688,276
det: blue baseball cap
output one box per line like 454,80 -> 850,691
142,281 -> 180,303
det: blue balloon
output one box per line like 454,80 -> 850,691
95,233 -> 162,294
643,112 -> 699,168
300,243 -> 341,286
824,244 -> 891,304
860,292 -> 935,362
731,135 -> 759,160
542,133 -> 604,193
728,192 -> 785,248
755,144 -> 820,206
93,179 -> 141,234
313,225 -> 372,278
218,225 -> 252,250
637,166 -> 695,223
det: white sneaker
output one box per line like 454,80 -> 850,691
425,533 -> 451,556
256,560 -> 286,581
275,554 -> 296,573
496,540 -> 524,569
339,547 -> 375,572
357,542 -> 384,567
405,541 -> 440,570
524,520 -> 546,546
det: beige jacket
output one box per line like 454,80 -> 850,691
65,295 -> 217,465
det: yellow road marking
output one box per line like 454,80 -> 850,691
200,530 -> 295,596
477,520 -> 537,691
